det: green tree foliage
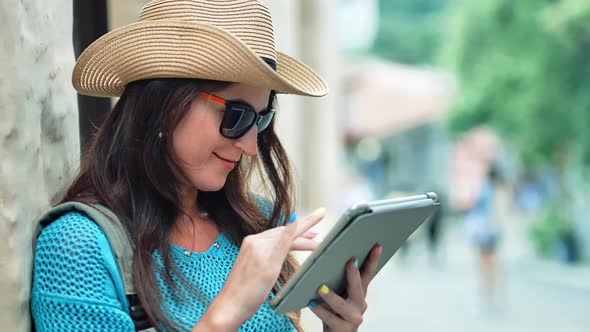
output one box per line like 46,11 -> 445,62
444,0 -> 590,167
371,0 -> 452,65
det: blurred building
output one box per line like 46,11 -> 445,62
341,59 -> 456,199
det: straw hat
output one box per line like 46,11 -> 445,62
72,0 -> 328,97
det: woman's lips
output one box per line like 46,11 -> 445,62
213,153 -> 237,169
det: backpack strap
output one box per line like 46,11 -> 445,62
32,202 -> 153,331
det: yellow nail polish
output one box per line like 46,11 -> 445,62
313,207 -> 326,217
319,284 -> 329,295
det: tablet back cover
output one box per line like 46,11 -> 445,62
273,198 -> 438,313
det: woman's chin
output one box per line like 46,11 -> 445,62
195,177 -> 228,192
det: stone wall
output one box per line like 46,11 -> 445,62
0,0 -> 79,330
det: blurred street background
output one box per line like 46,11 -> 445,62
2,0 -> 590,331
357,221 -> 590,332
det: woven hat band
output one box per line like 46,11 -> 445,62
138,0 -> 277,62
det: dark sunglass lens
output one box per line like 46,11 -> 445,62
256,110 -> 275,133
221,105 -> 256,138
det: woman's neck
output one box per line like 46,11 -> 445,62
171,187 -> 220,252
178,186 -> 202,215
175,186 -> 216,229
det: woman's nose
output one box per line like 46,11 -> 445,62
232,126 -> 258,157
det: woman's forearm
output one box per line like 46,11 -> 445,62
191,296 -> 243,332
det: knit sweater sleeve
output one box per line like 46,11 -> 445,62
31,211 -> 135,332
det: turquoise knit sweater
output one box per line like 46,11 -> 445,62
31,211 -> 295,331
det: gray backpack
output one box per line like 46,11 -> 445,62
32,202 -> 153,331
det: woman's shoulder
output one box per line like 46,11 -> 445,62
31,211 -> 134,330
249,193 -> 274,217
33,210 -> 122,281
36,210 -> 111,249
248,193 -> 295,225
33,210 -> 127,303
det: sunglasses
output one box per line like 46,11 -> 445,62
198,92 -> 276,139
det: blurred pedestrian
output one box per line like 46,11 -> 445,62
462,166 -> 503,314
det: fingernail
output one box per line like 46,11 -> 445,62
312,207 -> 326,217
309,300 -> 317,308
353,258 -> 359,269
376,244 -> 382,255
309,230 -> 319,236
319,284 -> 329,295
288,211 -> 297,223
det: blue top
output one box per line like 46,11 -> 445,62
463,179 -> 498,244
31,211 -> 295,331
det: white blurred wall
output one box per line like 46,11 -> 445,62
0,0 -> 79,330
263,0 -> 305,203
295,0 -> 344,214
267,1 -> 343,330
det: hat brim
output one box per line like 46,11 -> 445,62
72,21 -> 328,97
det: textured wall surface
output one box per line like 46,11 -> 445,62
0,0 -> 79,330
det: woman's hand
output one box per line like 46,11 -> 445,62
309,244 -> 382,332
195,209 -> 325,331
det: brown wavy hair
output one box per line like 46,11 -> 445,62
60,78 -> 301,330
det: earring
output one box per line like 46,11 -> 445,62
158,131 -> 163,139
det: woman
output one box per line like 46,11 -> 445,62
463,166 -> 502,314
31,0 -> 381,331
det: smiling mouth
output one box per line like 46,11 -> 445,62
213,153 -> 239,164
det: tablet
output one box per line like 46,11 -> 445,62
270,192 -> 440,313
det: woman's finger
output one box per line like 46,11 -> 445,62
345,257 -> 364,307
254,209 -> 324,261
290,237 -> 320,251
301,229 -> 319,239
361,244 -> 382,293
285,208 -> 326,240
315,284 -> 363,327
309,302 -> 347,331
